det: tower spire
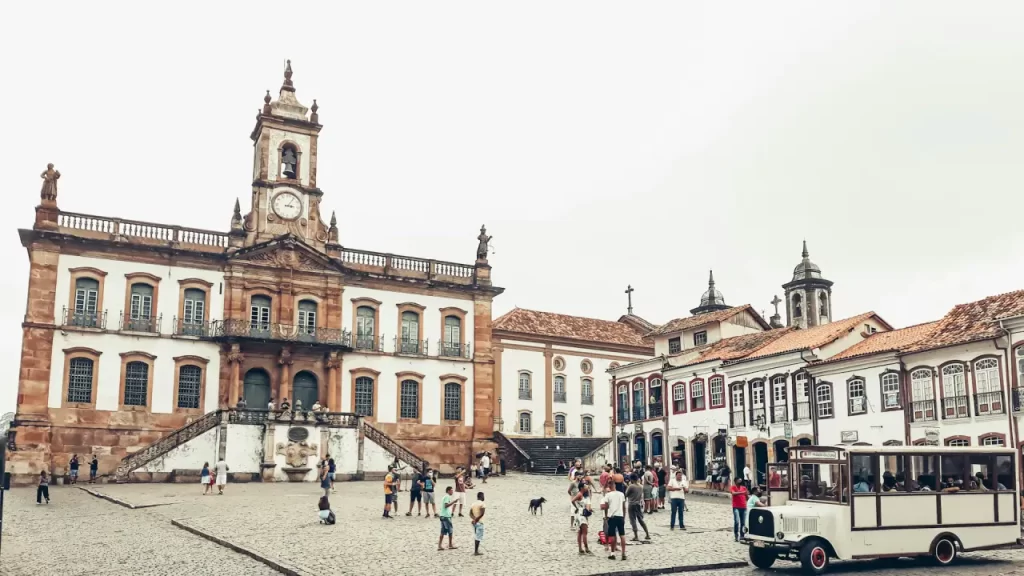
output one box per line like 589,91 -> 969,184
708,269 -> 716,288
802,239 -> 809,259
281,59 -> 295,91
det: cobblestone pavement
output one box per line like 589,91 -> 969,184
0,485 -> 278,576
81,474 -> 1024,576
6,474 -> 1024,576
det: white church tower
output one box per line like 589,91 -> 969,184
783,241 -> 833,329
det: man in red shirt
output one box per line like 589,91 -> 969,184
730,476 -> 749,541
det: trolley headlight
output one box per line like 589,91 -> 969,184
777,531 -> 785,539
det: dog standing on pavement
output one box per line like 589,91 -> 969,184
528,497 -> 547,514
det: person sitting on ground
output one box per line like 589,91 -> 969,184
318,495 -> 335,524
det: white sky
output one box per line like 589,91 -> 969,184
2,2 -> 1023,414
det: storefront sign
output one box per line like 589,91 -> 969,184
840,430 -> 858,443
798,449 -> 840,460
783,423 -> 793,440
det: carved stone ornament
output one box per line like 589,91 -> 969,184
279,347 -> 294,365
325,353 -> 342,370
226,343 -> 245,364
476,225 -> 491,261
276,440 -> 318,468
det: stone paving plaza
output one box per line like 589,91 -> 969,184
3,473 -> 1024,575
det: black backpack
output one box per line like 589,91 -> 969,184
325,511 -> 336,525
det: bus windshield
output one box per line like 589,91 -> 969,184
792,462 -> 847,504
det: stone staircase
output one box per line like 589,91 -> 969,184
493,431 -> 531,472
115,409 -> 225,482
513,437 -> 612,474
361,420 -> 429,473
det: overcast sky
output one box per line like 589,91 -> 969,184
2,2 -> 1023,414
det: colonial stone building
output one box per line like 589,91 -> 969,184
11,63 -> 503,484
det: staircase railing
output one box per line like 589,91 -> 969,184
115,410 -> 225,482
580,437 -> 614,470
361,420 -> 428,472
493,431 -> 530,472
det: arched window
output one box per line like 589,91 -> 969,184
400,311 -> 420,354
730,383 -> 745,427
815,383 -> 833,419
1017,347 -> 1024,412
181,288 -> 206,335
581,378 -> 593,404
250,295 -> 271,332
819,292 -> 828,318
632,382 -> 646,420
980,434 -> 1005,447
581,416 -> 593,437
73,277 -> 100,327
945,437 -> 970,447
280,143 -> 298,179
794,372 -> 809,420
672,383 -> 686,414
355,306 -> 376,350
443,382 -> 462,421
442,315 -> 462,356
553,375 -> 566,402
910,368 -> 934,421
123,361 -> 149,407
709,376 -> 725,408
554,414 -> 566,436
617,384 -> 630,421
974,358 -> 1002,414
649,378 -> 663,416
691,380 -> 705,411
354,376 -> 374,416
518,411 -> 532,433
297,299 -> 317,337
67,357 -> 95,404
400,379 -> 419,420
880,372 -> 900,410
518,371 -> 532,400
847,378 -> 866,415
792,293 -> 803,318
127,282 -> 154,331
941,363 -> 968,419
177,365 -> 202,409
771,375 -> 787,421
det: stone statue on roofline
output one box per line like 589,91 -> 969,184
476,225 -> 491,262
40,163 -> 60,205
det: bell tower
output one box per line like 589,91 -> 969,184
244,60 -> 329,248
783,241 -> 834,329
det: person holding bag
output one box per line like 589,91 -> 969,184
573,483 -> 594,555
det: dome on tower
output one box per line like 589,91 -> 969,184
690,270 -> 731,315
792,240 -> 823,281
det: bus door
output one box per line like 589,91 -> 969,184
766,462 -> 790,506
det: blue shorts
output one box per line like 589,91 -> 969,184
474,522 -> 484,541
440,518 -> 453,536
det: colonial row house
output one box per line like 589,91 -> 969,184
10,62 -> 503,485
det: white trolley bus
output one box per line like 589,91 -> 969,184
743,444 -> 1021,574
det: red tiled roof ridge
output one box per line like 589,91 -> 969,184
730,311 -> 888,363
646,304 -> 767,337
676,328 -> 795,369
815,320 -> 941,365
492,307 -> 652,348
494,306 -> 632,327
902,289 -> 1024,354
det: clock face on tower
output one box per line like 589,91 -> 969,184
272,192 -> 302,220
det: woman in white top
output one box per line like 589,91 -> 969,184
572,484 -> 593,555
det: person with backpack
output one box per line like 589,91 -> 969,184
318,495 -> 335,524
422,467 -> 437,517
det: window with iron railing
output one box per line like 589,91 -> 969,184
554,376 -> 566,403
617,408 -> 630,423
519,372 -> 532,400
794,402 -> 810,421
581,378 -> 593,405
974,391 -> 1004,415
649,402 -> 664,418
911,399 -> 936,422
73,278 -> 100,328
730,410 -> 745,428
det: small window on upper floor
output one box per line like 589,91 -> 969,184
298,299 -> 317,336
73,277 -> 100,327
668,337 -> 681,354
693,331 -> 707,347
251,296 -> 271,331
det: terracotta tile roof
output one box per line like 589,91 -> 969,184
646,305 -> 769,337
677,329 -> 794,368
817,321 -> 941,364
618,313 -> 657,333
729,312 -> 890,363
903,290 -> 1024,353
493,307 -> 652,348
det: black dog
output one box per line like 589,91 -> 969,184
528,497 -> 547,514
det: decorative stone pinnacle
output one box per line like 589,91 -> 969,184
310,99 -> 319,123
802,239 -> 809,259
328,211 -> 339,243
263,90 -> 272,114
282,59 -> 294,90
708,269 -> 715,288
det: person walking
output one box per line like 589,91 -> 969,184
383,465 -> 397,519
89,455 -> 98,483
642,465 -> 655,514
36,471 -> 50,504
480,452 -> 491,483
743,464 -> 752,489
573,484 -> 594,555
407,468 -> 425,516
730,476 -> 749,541
601,479 -> 627,561
438,486 -> 458,550
470,491 -> 486,555
200,462 -> 211,495
625,474 -> 650,541
567,472 -> 581,529
453,468 -> 467,517
655,462 -> 667,510
69,454 -> 80,485
667,468 -> 688,530
215,458 -> 229,495
319,458 -> 331,497
423,467 -> 438,517
327,453 -> 337,493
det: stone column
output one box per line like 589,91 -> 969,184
227,343 -> 244,406
326,351 -> 341,411
543,348 -> 554,438
492,344 -> 503,432
279,347 -> 293,403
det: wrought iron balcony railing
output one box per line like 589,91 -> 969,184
942,396 -> 970,420
1013,388 -> 1024,413
581,394 -> 594,405
771,404 -> 788,423
395,338 -> 428,355
353,334 -> 383,352
749,407 -> 767,428
61,306 -> 107,329
794,401 -> 810,421
632,406 -> 647,421
440,342 -> 472,359
649,402 -> 664,418
209,319 -> 352,346
173,317 -> 211,337
519,389 -> 532,400
617,409 -> 630,423
974,391 -> 1005,415
119,312 -> 161,334
911,399 -> 936,422
554,391 -> 567,403
730,409 -> 745,428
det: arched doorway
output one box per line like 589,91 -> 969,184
243,368 -> 271,408
672,438 -> 688,474
634,434 -> 647,463
753,442 -> 769,487
618,435 -> 629,466
733,446 -> 746,480
651,432 -> 664,462
293,371 -> 319,408
774,439 -> 790,463
691,437 -> 706,479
